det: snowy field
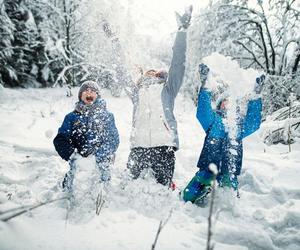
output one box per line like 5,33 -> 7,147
0,87 -> 300,250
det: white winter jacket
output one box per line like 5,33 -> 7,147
130,31 -> 187,149
131,81 -> 175,148
113,31 -> 187,149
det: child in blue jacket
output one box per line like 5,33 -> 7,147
183,64 -> 265,203
53,81 -> 119,190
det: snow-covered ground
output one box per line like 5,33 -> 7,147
0,87 -> 300,250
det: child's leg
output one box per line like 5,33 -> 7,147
150,146 -> 175,186
62,157 -> 77,191
126,148 -> 149,180
96,157 -> 113,182
218,173 -> 239,190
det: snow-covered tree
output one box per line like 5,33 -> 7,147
30,0 -> 88,88
40,0 -> 117,94
0,0 -> 48,87
0,0 -> 111,89
0,0 -> 15,86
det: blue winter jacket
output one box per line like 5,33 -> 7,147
53,98 -> 119,162
196,88 -> 262,178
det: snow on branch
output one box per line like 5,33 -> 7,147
52,63 -> 105,87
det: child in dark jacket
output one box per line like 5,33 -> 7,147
53,81 -> 119,190
183,64 -> 265,204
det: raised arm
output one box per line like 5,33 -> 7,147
240,74 -> 265,138
196,88 -> 216,132
240,98 -> 262,138
102,19 -> 137,100
166,6 -> 192,97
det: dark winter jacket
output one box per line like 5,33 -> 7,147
53,98 -> 119,162
196,88 -> 262,177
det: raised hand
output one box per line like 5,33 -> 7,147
254,74 -> 266,94
198,63 -> 210,87
175,5 -> 193,30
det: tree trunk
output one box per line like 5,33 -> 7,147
292,47 -> 300,76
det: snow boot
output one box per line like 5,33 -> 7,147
182,170 -> 213,203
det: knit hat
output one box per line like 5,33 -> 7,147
78,80 -> 101,101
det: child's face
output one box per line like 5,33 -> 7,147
220,99 -> 229,111
144,69 -> 168,83
81,88 -> 97,105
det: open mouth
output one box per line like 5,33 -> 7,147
86,96 -> 94,102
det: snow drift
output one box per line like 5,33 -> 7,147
0,87 -> 299,250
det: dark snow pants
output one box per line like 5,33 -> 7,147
127,146 -> 175,186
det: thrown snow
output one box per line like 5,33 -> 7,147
0,87 -> 300,250
203,53 -> 261,98
201,53 -> 263,139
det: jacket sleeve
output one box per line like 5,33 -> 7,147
53,114 -> 75,161
240,98 -> 262,138
196,88 -> 216,133
95,113 -> 120,163
165,31 -> 187,97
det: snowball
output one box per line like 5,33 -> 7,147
209,163 -> 218,175
45,129 -> 53,139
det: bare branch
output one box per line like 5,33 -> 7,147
239,34 -> 264,51
292,46 -> 300,75
151,210 -> 173,250
279,39 -> 299,74
232,56 -> 255,61
233,40 -> 265,70
245,61 -> 256,69
258,3 -> 276,73
219,4 -> 264,19
206,176 -> 217,250
96,189 -> 105,215
0,197 -> 68,222
52,62 -> 105,87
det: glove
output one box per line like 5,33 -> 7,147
254,74 -> 266,94
198,63 -> 210,87
175,5 -> 193,30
